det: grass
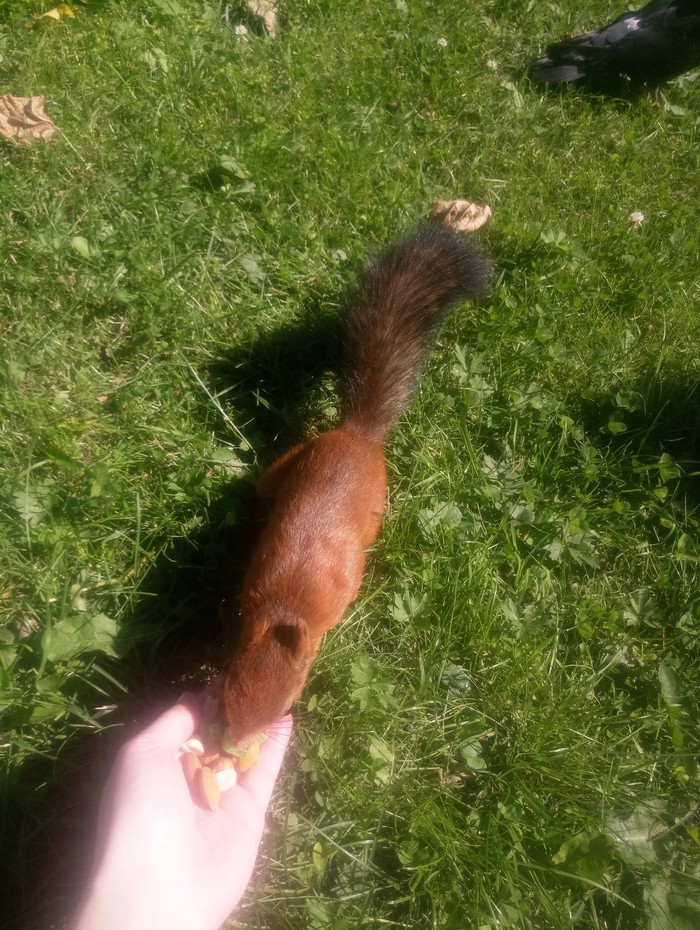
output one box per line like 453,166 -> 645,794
1,0 -> 700,927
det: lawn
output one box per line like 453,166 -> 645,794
1,1 -> 700,928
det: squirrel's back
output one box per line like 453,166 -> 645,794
339,225 -> 492,443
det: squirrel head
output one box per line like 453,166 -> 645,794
223,609 -> 310,746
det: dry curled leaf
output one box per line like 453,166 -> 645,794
38,4 -> 75,21
428,199 -> 492,234
0,95 -> 56,144
247,0 -> 279,38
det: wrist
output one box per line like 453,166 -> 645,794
71,862 -> 201,930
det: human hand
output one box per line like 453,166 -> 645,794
71,697 -> 292,930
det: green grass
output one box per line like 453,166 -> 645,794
2,1 -> 700,928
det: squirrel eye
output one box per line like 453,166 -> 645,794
272,621 -> 308,661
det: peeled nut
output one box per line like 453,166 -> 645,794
180,737 -> 205,756
211,755 -> 235,773
214,767 -> 238,792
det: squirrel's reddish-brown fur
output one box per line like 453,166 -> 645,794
223,226 -> 492,744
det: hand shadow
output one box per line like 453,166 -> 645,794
1,303 -> 341,930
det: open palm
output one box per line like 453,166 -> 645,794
72,699 -> 292,930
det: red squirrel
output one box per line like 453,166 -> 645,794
223,225 -> 492,745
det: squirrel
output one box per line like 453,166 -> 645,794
222,225 -> 492,745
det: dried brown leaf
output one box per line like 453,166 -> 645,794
0,95 -> 56,144
428,199 -> 492,234
247,0 -> 279,38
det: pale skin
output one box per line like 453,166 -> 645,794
71,698 -> 292,930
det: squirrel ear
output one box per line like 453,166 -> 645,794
272,618 -> 309,663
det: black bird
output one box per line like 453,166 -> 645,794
527,0 -> 700,96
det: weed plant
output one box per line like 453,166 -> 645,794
1,1 -> 699,928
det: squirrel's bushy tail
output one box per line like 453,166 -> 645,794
340,225 -> 492,443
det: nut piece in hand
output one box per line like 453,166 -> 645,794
180,737 -> 205,756
179,705 -> 269,809
236,738 -> 263,773
196,765 -> 222,811
221,729 -> 268,772
428,199 -> 492,233
182,752 -> 202,786
214,767 -> 238,792
211,755 -> 235,773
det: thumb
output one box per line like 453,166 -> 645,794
136,696 -> 202,750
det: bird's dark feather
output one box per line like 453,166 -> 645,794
528,0 -> 700,94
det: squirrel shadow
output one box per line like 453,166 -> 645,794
207,303 -> 343,457
1,307 -> 340,930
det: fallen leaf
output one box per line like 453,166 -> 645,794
12,487 -> 47,526
38,5 -> 75,21
0,94 -> 56,144
239,252 -> 264,283
247,0 -> 279,38
71,235 -> 91,258
428,199 -> 492,234
10,614 -> 41,640
41,612 -> 118,663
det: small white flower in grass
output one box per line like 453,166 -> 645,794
437,37 -> 448,47
486,59 -> 499,71
235,24 -> 248,40
629,211 -> 645,226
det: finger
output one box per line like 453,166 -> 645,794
203,715 -> 293,891
136,696 -> 202,750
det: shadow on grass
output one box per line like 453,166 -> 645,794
1,309 -> 338,930
517,69 -> 645,105
0,487 -> 253,930
580,368 -> 700,482
206,300 -> 343,458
